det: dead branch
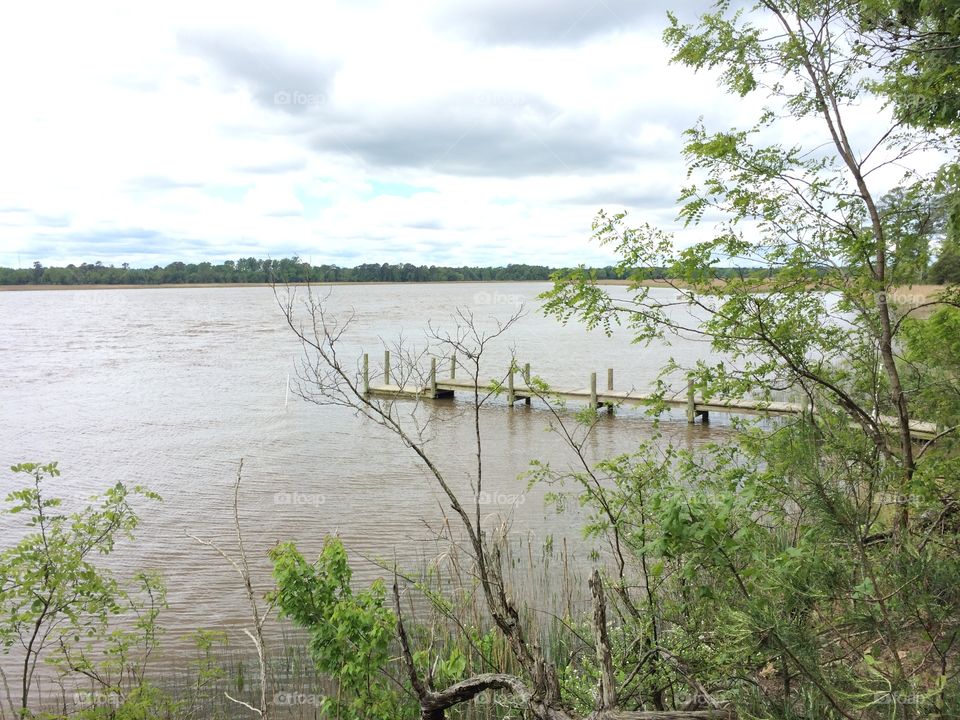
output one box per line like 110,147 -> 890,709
187,459 -> 271,718
279,283 -> 738,720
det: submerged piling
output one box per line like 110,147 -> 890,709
524,362 -> 531,405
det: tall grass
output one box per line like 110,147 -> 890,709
35,531 -> 593,719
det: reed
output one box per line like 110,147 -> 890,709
126,530 -> 595,719
24,530 -> 593,718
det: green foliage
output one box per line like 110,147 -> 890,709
536,2 -> 960,717
900,306 -> 960,424
929,248 -> 960,283
0,462 -> 162,717
268,538 -> 411,719
0,260 -> 600,286
859,0 -> 960,133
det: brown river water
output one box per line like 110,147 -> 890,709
0,282 -> 733,686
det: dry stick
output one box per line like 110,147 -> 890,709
392,577 -> 543,720
295,293 -> 534,684
231,462 -> 270,718
424,313 -> 565,697
0,667 -> 14,720
186,460 -> 269,718
590,570 -> 617,711
288,291 -> 555,710
521,377 -> 653,668
279,285 -> 750,719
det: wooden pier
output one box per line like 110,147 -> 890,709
362,351 -> 939,441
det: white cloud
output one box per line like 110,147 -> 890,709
0,0 -> 926,269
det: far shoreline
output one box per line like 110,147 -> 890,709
0,279 -> 561,292
0,280 -> 948,304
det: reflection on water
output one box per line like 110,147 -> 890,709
0,283 -> 733,686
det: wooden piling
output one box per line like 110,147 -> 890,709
360,353 -> 937,440
450,353 -> 456,379
524,362 -> 531,405
606,368 -> 614,414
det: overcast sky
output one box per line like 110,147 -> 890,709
0,0 -> 910,268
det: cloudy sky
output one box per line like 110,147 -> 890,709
0,0 -> 906,268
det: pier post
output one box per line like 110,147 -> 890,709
450,353 -> 456,379
605,368 -> 614,414
687,377 -> 695,423
508,366 -> 515,404
384,350 -> 391,386
363,353 -> 369,394
524,362 -> 531,405
590,372 -> 597,409
430,357 -> 437,398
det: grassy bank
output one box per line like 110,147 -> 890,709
598,277 -> 950,304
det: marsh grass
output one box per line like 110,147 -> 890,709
32,531 -> 594,719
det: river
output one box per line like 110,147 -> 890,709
0,282 -> 730,690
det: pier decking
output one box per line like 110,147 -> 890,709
361,352 -> 939,441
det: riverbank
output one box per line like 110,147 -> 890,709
0,279 -> 949,305
598,278 -> 949,303
0,279 -> 549,292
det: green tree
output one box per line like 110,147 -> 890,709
860,0 -> 960,133
930,247 -> 960,283
268,538 -> 408,720
878,184 -> 945,283
538,1 -> 960,716
548,0 -> 958,529
0,462 -> 160,716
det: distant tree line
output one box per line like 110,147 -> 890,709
0,258 -> 645,286
4,251 -> 958,287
